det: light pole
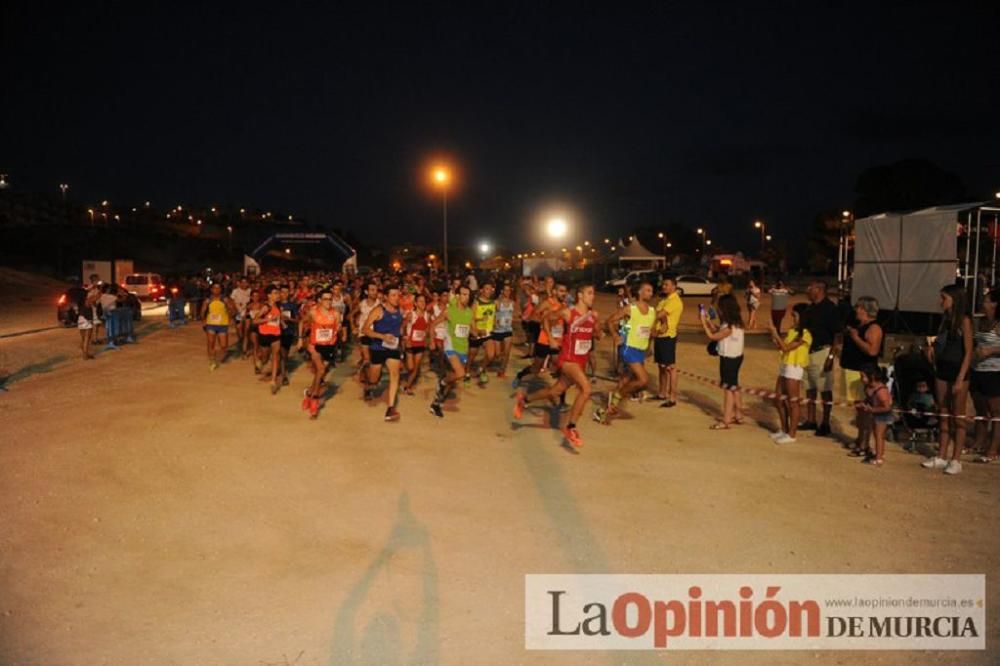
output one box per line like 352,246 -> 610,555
59,183 -> 69,202
226,225 -> 233,254
838,210 -> 853,292
696,227 -> 706,253
432,167 -> 451,274
754,219 -> 766,251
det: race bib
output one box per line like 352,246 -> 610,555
574,338 -> 592,355
454,324 -> 470,339
315,327 -> 334,343
550,325 -> 564,338
207,313 -> 223,324
531,295 -> 539,305
382,335 -> 400,350
411,329 -> 426,342
637,325 -> 651,339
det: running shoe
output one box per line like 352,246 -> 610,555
384,407 -> 400,422
478,369 -> 489,386
562,427 -> 584,448
309,398 -> 320,419
429,402 -> 444,418
511,376 -> 521,389
209,362 -> 218,371
592,407 -> 606,424
943,460 -> 962,475
301,391 -> 312,411
513,393 -> 525,419
921,456 -> 947,469
463,376 -> 471,385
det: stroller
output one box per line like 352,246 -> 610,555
887,344 -> 939,450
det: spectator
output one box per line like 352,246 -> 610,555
768,279 -> 790,330
970,287 -> 1000,463
799,281 -> 841,437
857,363 -> 894,466
746,279 -> 761,329
700,294 -> 745,429
834,296 -> 883,454
653,276 -> 683,407
183,276 -> 204,321
922,284 -> 974,475
767,302 -> 812,444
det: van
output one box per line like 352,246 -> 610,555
124,273 -> 166,301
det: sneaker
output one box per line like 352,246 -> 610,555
309,398 -> 320,418
943,460 -> 962,475
209,362 -> 218,371
478,370 -> 489,386
798,421 -> 818,431
511,376 -> 521,389
769,430 -> 786,441
659,400 -> 676,408
513,393 -> 525,420
815,424 -> 831,437
429,402 -> 444,418
301,393 -> 312,411
592,407 -> 606,424
563,427 -> 584,448
463,376 -> 471,385
775,434 -> 797,444
921,456 -> 948,469
384,407 -> 400,422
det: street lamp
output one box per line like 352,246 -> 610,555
59,183 -> 68,201
431,166 -> 451,274
546,217 -> 568,239
696,227 -> 706,253
226,225 -> 233,253
479,241 -> 491,257
754,219 -> 766,251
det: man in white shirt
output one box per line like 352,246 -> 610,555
230,277 -> 252,348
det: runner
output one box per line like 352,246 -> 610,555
402,293 -> 430,395
363,285 -> 404,421
467,282 -> 497,386
300,289 -> 343,418
254,286 -> 285,394
596,281 -> 655,424
278,285 -> 301,387
512,282 -> 568,388
330,280 -> 350,362
493,282 -> 516,378
428,285 -> 474,418
230,278 -> 252,353
352,282 -> 380,370
246,290 -> 267,367
430,289 -> 449,373
200,283 -> 236,370
513,284 -> 600,447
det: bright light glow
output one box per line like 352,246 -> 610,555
584,240 -> 590,246
666,242 -> 672,248
285,248 -> 291,254
575,245 -> 582,252
658,232 -> 664,238
604,238 -> 610,244
479,242 -> 491,254
428,254 -> 436,260
546,217 -> 568,239
696,228 -> 703,234
720,258 -> 732,266
226,226 -> 233,232
754,220 -> 763,229
842,210 -> 852,217
433,167 -> 450,185
766,234 -> 772,241
706,239 -> 713,246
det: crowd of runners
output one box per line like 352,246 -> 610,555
63,265 -> 1000,470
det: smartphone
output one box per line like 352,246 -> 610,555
698,304 -> 705,315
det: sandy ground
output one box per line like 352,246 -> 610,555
1,285 -> 998,665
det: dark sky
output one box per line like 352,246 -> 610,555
3,1 -> 999,253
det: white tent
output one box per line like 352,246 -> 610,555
852,203 -> 982,313
616,238 -> 665,268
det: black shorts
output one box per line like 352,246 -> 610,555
533,342 -> 557,359
470,335 -> 491,349
370,348 -> 401,365
491,331 -> 513,341
719,355 -> 743,389
654,336 -> 677,366
935,361 -> 962,383
360,335 -> 373,346
972,370 -> 1000,397
313,344 -> 337,363
280,335 -> 296,350
258,333 -> 281,347
407,346 -> 426,355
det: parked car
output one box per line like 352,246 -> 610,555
123,273 -> 167,301
674,274 -> 717,296
604,269 -> 659,291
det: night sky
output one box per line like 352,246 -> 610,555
3,2 -> 999,253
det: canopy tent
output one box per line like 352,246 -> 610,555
616,238 -> 665,268
850,202 -> 1000,314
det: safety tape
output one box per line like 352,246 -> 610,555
673,367 -> 1000,424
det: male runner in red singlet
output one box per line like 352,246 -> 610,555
300,289 -> 342,418
513,284 -> 600,447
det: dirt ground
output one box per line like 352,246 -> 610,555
1,279 -> 998,665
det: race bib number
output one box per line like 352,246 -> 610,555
207,313 -> 223,324
454,324 -> 470,339
382,335 -> 399,350
637,325 -> 651,340
574,338 -> 592,355
411,329 -> 427,342
315,327 -> 334,343
531,295 -> 539,305
550,325 -> 564,338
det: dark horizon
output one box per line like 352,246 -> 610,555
3,2 -> 999,254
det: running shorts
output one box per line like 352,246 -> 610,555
444,350 -> 468,366
370,348 -> 401,365
491,331 -> 513,341
313,344 -> 337,363
203,324 -> 228,334
620,345 -> 646,365
258,333 -> 281,347
533,342 -> 557,359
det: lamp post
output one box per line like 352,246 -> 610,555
696,227 -> 706,253
838,210 -> 853,292
432,167 -> 451,274
59,183 -> 69,201
754,219 -> 766,251
226,225 -> 233,254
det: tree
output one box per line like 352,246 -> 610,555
854,158 -> 967,216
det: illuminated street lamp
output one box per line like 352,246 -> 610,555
59,183 -> 69,201
431,165 -> 452,273
479,241 -> 491,258
226,225 -> 233,253
87,208 -> 94,224
765,234 -> 772,242
546,216 -> 568,239
696,227 -> 706,253
754,219 -> 766,251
